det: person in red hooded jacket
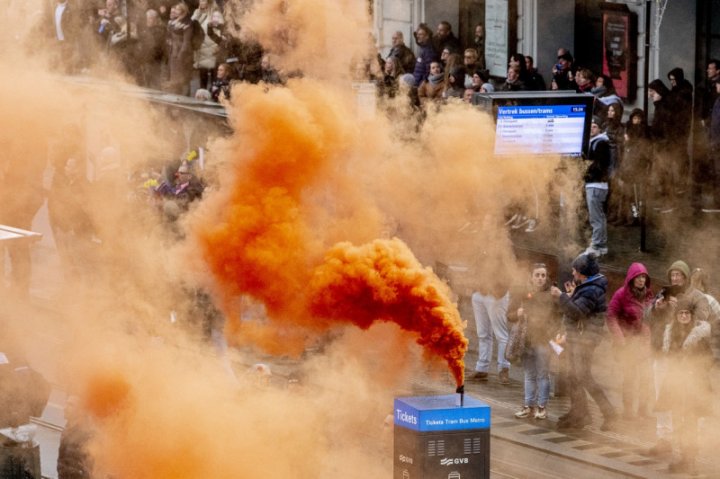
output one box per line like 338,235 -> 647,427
607,262 -> 654,419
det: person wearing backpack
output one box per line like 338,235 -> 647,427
191,0 -> 220,91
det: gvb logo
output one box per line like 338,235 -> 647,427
401,469 -> 409,479
398,455 -> 413,464
440,457 -> 469,466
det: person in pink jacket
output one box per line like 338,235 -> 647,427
607,262 -> 654,419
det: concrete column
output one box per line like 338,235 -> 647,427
516,0 -> 538,61
534,0 -> 574,80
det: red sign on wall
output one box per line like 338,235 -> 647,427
601,5 -> 637,102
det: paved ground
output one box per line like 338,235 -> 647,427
510,203 -> 720,285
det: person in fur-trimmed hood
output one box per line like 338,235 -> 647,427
645,259 -> 711,460
654,299 -> 713,475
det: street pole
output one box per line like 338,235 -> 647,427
642,0 -> 651,114
640,0 -> 651,252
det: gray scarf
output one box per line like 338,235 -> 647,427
428,73 -> 444,86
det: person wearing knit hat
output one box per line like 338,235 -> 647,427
666,260 -> 690,282
571,252 -> 600,277
653,297 -> 713,474
550,252 -> 617,431
592,115 -> 605,130
645,259 -> 711,458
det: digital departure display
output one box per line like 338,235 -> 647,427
494,104 -> 588,157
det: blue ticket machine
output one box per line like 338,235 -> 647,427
393,395 -> 491,479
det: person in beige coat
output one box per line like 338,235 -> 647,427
417,61 -> 445,106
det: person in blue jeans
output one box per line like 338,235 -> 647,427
510,263 -> 561,419
471,286 -> 511,383
584,116 -> 611,257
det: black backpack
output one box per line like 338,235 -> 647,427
191,19 -> 205,50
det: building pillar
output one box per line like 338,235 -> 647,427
533,0 -> 574,80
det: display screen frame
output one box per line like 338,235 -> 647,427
473,91 -> 595,159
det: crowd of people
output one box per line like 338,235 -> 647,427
48,0 -> 285,100
469,254 -> 719,475
376,21 -> 720,257
47,2 -> 720,247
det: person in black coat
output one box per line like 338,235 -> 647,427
552,52 -> 577,91
206,20 -> 262,84
433,21 -> 461,55
412,23 -> 438,88
648,79 -> 680,211
551,253 -> 618,431
137,8 -> 168,89
691,60 -> 720,210
381,31 -> 416,75
582,117 -> 612,256
210,62 -> 233,101
667,68 -> 693,191
667,68 -> 693,131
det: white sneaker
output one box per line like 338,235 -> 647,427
504,213 -> 520,226
510,215 -> 529,230
514,406 -> 533,418
534,406 -> 547,419
583,246 -> 608,256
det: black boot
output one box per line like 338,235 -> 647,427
601,414 -> 619,431
668,456 -> 689,474
557,414 -> 590,431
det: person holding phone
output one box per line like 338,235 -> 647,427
644,260 -> 710,457
550,252 -> 617,430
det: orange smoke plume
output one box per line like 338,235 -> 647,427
197,81 -> 467,383
81,369 -> 133,419
309,239 -> 468,386
198,83 -> 340,322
